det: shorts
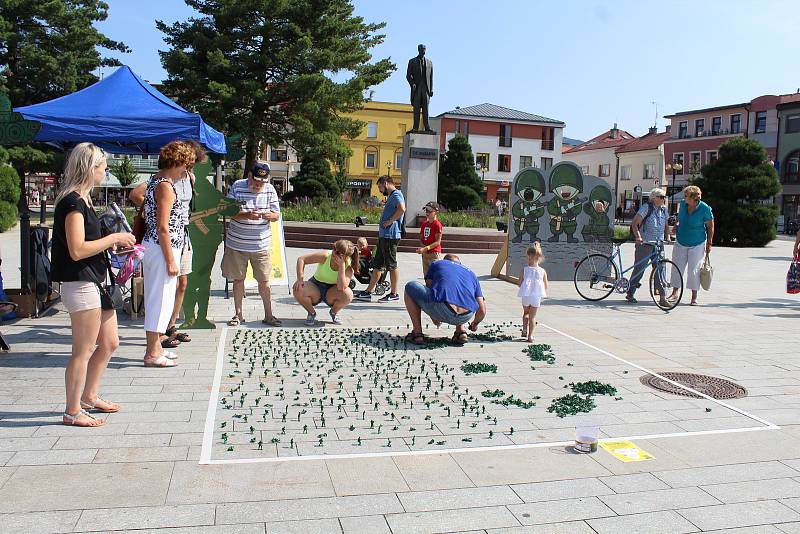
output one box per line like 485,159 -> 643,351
309,277 -> 334,306
373,238 -> 399,271
221,247 -> 272,283
421,251 -> 440,275
61,281 -> 101,313
404,280 -> 474,326
179,237 -> 193,276
521,295 -> 542,307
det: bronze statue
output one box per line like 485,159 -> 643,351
406,44 -> 434,133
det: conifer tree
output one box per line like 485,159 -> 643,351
437,135 -> 483,210
693,137 -> 781,247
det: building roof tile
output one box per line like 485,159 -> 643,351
616,131 -> 672,154
435,103 -> 564,125
565,127 -> 635,153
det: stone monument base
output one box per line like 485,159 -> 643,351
401,132 -> 439,228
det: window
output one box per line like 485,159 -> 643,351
455,120 -> 460,133
270,147 -> 288,162
499,124 -> 512,147
690,152 -> 701,171
398,123 -> 407,137
678,121 -> 688,139
540,157 -> 553,170
541,127 -> 555,150
707,151 -> 718,164
755,111 -> 767,133
731,114 -> 741,133
783,150 -> 800,183
644,163 -> 656,179
620,165 -> 632,180
395,152 -> 402,170
475,153 -> 489,170
580,165 -> 590,175
673,153 -> 684,171
787,114 -> 800,134
712,116 -> 721,134
498,154 -> 511,172
695,118 -> 705,137
365,149 -> 377,168
598,163 -> 610,177
367,122 -> 378,138
519,155 -> 533,169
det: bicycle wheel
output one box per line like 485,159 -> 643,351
574,254 -> 618,301
650,259 -> 683,311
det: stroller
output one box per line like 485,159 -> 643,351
349,248 -> 390,295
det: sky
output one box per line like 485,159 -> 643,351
96,0 -> 800,142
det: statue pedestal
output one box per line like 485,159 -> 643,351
401,132 -> 439,228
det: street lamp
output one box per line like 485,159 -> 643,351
665,161 -> 683,214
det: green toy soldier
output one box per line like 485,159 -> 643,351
511,169 -> 547,243
547,164 -> 585,243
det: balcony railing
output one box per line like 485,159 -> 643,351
499,137 -> 512,147
540,139 -> 554,151
676,127 -> 742,140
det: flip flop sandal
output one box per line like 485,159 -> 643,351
227,315 -> 243,327
404,332 -> 427,345
165,326 -> 191,343
161,336 -> 180,349
144,354 -> 178,367
451,332 -> 469,346
261,316 -> 283,327
80,396 -> 120,413
63,409 -> 104,427
162,350 -> 178,360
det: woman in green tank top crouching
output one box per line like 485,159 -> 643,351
293,239 -> 360,326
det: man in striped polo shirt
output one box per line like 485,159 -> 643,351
222,162 -> 282,326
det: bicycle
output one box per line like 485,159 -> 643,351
573,239 -> 684,311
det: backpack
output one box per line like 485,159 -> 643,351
629,202 -> 654,240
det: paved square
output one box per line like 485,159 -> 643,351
201,321 -> 775,463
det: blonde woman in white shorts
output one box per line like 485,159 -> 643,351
51,143 -> 136,427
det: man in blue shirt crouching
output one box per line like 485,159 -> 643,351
403,254 -> 486,346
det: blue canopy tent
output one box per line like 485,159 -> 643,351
14,65 -> 226,154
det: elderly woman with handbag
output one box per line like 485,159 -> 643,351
669,185 -> 714,306
52,143 -> 136,426
141,141 -> 195,367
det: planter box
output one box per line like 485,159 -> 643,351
4,289 -> 35,318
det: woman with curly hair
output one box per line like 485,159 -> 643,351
52,143 -> 136,426
669,185 -> 714,306
142,141 -> 195,366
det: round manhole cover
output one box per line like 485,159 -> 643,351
640,372 -> 747,400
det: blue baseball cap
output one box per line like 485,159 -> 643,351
251,162 -> 271,180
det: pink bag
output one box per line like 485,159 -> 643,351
114,245 -> 146,285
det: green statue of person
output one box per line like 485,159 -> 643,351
510,168 -> 546,243
547,163 -> 585,243
581,186 -> 613,242
181,160 -> 241,329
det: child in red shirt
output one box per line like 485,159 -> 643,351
416,201 -> 443,276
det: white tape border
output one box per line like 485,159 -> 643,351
199,324 -> 779,465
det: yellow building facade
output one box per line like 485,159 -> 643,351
341,101 -> 413,200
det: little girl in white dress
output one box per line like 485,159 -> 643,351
517,242 -> 549,342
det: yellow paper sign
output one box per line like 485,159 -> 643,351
245,219 -> 289,288
600,441 -> 655,462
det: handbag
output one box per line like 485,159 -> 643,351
788,254 -> 800,295
97,252 -> 123,310
699,252 -> 713,291
132,203 -> 146,244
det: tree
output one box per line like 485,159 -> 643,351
287,148 -> 339,201
157,0 -> 395,172
692,137 -> 781,247
0,165 -> 20,232
0,1 -> 129,107
108,155 -> 137,206
438,135 -> 483,210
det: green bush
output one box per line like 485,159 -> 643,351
0,165 -> 20,205
0,200 -> 18,232
613,225 -> 631,241
442,185 -> 483,211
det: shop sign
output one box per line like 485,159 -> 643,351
346,179 -> 372,189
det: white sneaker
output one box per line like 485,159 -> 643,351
329,310 -> 342,325
305,313 -> 317,326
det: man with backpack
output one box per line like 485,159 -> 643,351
627,187 -> 669,305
